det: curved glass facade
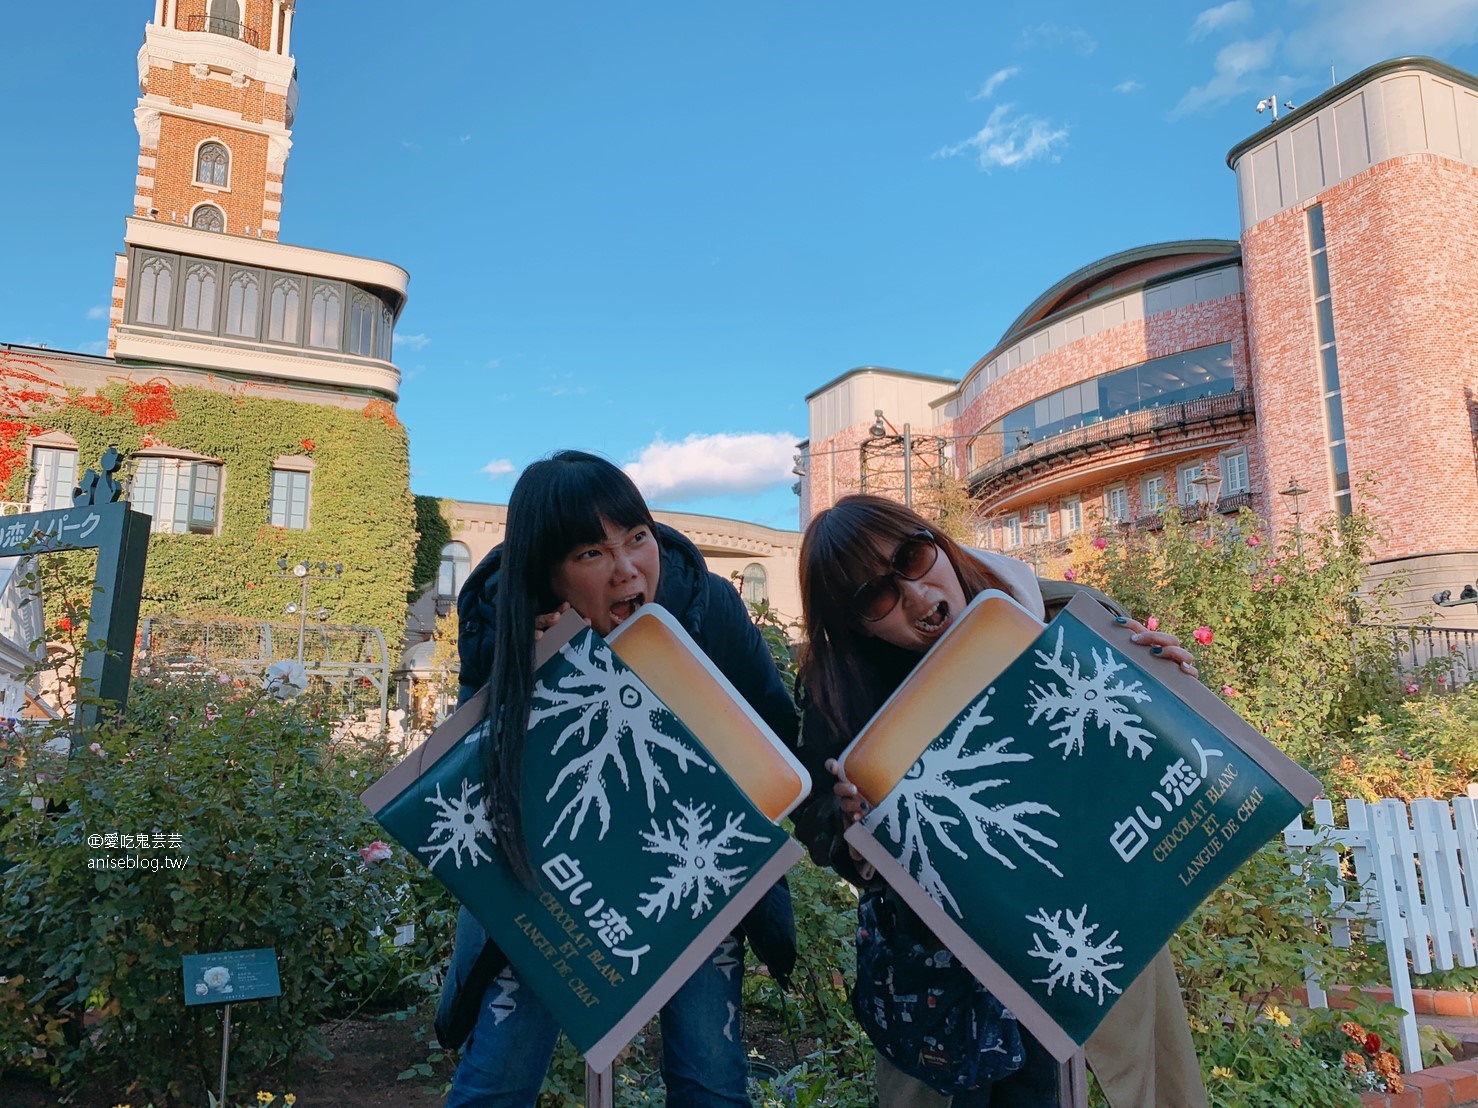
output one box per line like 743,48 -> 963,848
977,342 -> 1235,462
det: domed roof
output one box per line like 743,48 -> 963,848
997,240 -> 1241,347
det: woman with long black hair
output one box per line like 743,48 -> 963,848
791,494 -> 1207,1108
436,450 -> 797,1107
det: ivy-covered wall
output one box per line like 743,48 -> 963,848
0,353 -> 417,645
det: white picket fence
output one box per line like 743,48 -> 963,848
1282,793 -> 1478,1073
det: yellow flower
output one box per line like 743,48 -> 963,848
285,1098 -> 297,1107
1188,1016 -> 1211,1034
1210,1066 -> 1234,1080
257,1095 -> 274,1106
1262,1002 -> 1292,1027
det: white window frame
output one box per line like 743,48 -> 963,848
269,467 -> 311,529
1142,475 -> 1166,514
1003,514 -> 1022,549
1177,463 -> 1205,507
28,445 -> 78,512
1105,486 -> 1129,523
1221,449 -> 1250,494
1061,497 -> 1082,535
130,456 -> 224,535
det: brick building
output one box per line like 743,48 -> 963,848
0,0 -> 418,703
797,56 -> 1478,622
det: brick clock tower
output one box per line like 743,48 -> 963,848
107,0 -> 407,402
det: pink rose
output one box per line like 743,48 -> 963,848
1193,626 -> 1214,646
1252,582 -> 1262,592
1221,685 -> 1237,698
1062,568 -> 1077,581
1247,534 -> 1262,547
359,841 -> 393,865
1145,617 -> 1160,631
1404,683 -> 1419,695
1272,574 -> 1284,585
1092,537 -> 1108,551
1396,748 -> 1412,762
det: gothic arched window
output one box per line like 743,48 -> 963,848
192,205 -> 224,233
196,142 -> 229,187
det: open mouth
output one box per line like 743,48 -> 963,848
913,601 -> 951,635
609,593 -> 644,624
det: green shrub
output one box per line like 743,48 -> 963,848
0,671 -> 456,1103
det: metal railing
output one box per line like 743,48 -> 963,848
179,14 -> 261,48
1386,624 -> 1478,690
968,389 -> 1253,492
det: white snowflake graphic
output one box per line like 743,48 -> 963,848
637,800 -> 768,921
487,965 -> 520,1025
1027,627 -> 1155,760
533,633 -> 710,845
1026,904 -> 1124,1004
419,778 -> 496,870
867,687 -> 1061,918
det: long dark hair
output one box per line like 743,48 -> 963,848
482,450 -> 656,885
797,495 -> 1003,751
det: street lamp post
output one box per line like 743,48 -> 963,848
275,557 -> 343,664
1279,479 -> 1309,556
1022,519 -> 1048,573
1190,469 -> 1223,541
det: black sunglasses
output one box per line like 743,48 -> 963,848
851,531 -> 940,622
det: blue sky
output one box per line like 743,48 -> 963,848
4,2 -> 1478,530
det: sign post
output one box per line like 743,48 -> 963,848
0,447 -> 150,738
182,946 -> 283,1102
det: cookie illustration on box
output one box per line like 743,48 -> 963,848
608,604 -> 809,821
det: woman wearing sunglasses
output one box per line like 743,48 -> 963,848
791,494 -> 1206,1108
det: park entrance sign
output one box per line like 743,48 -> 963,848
0,448 -> 150,733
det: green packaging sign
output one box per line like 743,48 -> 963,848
371,623 -> 797,1067
851,594 -> 1317,1054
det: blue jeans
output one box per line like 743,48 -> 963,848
444,923 -> 750,1108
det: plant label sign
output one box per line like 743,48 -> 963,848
841,591 -> 1320,1061
362,609 -> 804,1069
182,947 -> 281,1006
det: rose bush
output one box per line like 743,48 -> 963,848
0,669 -> 457,1103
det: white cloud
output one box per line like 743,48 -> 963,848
1171,33 -> 1281,117
86,305 -> 108,320
394,331 -> 431,351
1190,1 -> 1254,41
1285,0 -> 1478,67
937,104 -> 1069,171
623,432 -> 798,502
81,340 -> 107,355
1019,24 -> 1097,55
972,67 -> 1021,100
1114,78 -> 1144,94
482,459 -> 515,479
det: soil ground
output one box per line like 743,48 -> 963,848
0,1012 -> 805,1107
0,1015 -> 455,1107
